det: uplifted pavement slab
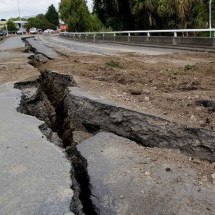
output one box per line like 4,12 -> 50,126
77,132 -> 215,215
25,37 -> 60,59
0,36 -> 24,51
66,87 -> 215,162
0,83 -> 73,215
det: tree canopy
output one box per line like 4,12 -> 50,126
93,0 -> 212,30
6,19 -> 16,32
25,14 -> 55,30
45,4 -> 59,28
58,0 -> 215,31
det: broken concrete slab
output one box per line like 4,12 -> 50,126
77,132 -> 215,215
0,36 -> 24,51
66,87 -> 215,162
24,37 -> 59,59
0,83 -> 73,215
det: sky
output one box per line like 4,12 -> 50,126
0,0 -> 93,19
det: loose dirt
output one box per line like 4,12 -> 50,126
1,41 -> 215,211
38,49 -> 215,131
0,48 -> 39,84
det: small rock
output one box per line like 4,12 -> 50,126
189,157 -> 194,162
202,176 -> 208,182
145,97 -> 150,101
165,168 -> 171,172
190,115 -> 196,120
144,171 -> 150,176
199,120 -> 206,127
120,195 -> 125,199
191,159 -> 201,165
206,118 -> 210,124
143,89 -> 150,94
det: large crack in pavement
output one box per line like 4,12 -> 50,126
14,72 -> 97,215
13,36 -> 215,214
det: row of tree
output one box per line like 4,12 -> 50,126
58,0 -> 215,32
93,0 -> 211,30
6,4 -> 59,32
5,1 -> 215,33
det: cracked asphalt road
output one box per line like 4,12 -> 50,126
0,36 -> 73,215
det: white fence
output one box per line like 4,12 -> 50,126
60,28 -> 215,38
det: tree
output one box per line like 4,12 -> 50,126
158,0 -> 206,29
6,19 -> 16,31
130,0 -> 159,29
59,0 -> 93,31
45,4 -> 59,28
26,14 -> 55,30
89,14 -> 104,31
93,0 -> 134,30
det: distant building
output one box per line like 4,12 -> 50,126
14,21 -> 28,29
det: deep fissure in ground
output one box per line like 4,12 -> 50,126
15,40 -> 215,214
14,71 -> 98,215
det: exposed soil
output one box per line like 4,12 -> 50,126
15,70 -> 215,215
1,39 -> 215,214
38,50 -> 215,131
0,48 -> 39,84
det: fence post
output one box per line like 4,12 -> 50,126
173,32 -> 177,45
146,32 -> 150,42
113,33 -> 116,41
128,33 -> 131,42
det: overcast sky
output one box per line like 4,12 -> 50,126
0,0 -> 93,19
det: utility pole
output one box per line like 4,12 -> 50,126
209,0 -> 212,37
5,21 -> 8,36
17,0 -> 23,35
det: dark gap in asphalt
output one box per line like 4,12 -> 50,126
14,40 -> 99,214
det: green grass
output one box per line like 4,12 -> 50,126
184,64 -> 195,70
105,60 -> 123,69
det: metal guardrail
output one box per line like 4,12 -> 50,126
60,28 -> 215,38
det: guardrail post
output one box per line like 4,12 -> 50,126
213,34 -> 215,47
146,32 -> 150,42
78,34 -> 81,39
173,32 -> 177,45
103,33 -> 105,40
113,33 -> 116,41
93,34 -> 96,42
128,33 -> 131,42
85,34 -> 88,40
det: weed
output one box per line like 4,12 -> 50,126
185,64 -> 195,70
105,60 -> 122,69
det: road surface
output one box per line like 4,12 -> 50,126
38,34 -> 186,56
0,36 -> 73,215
